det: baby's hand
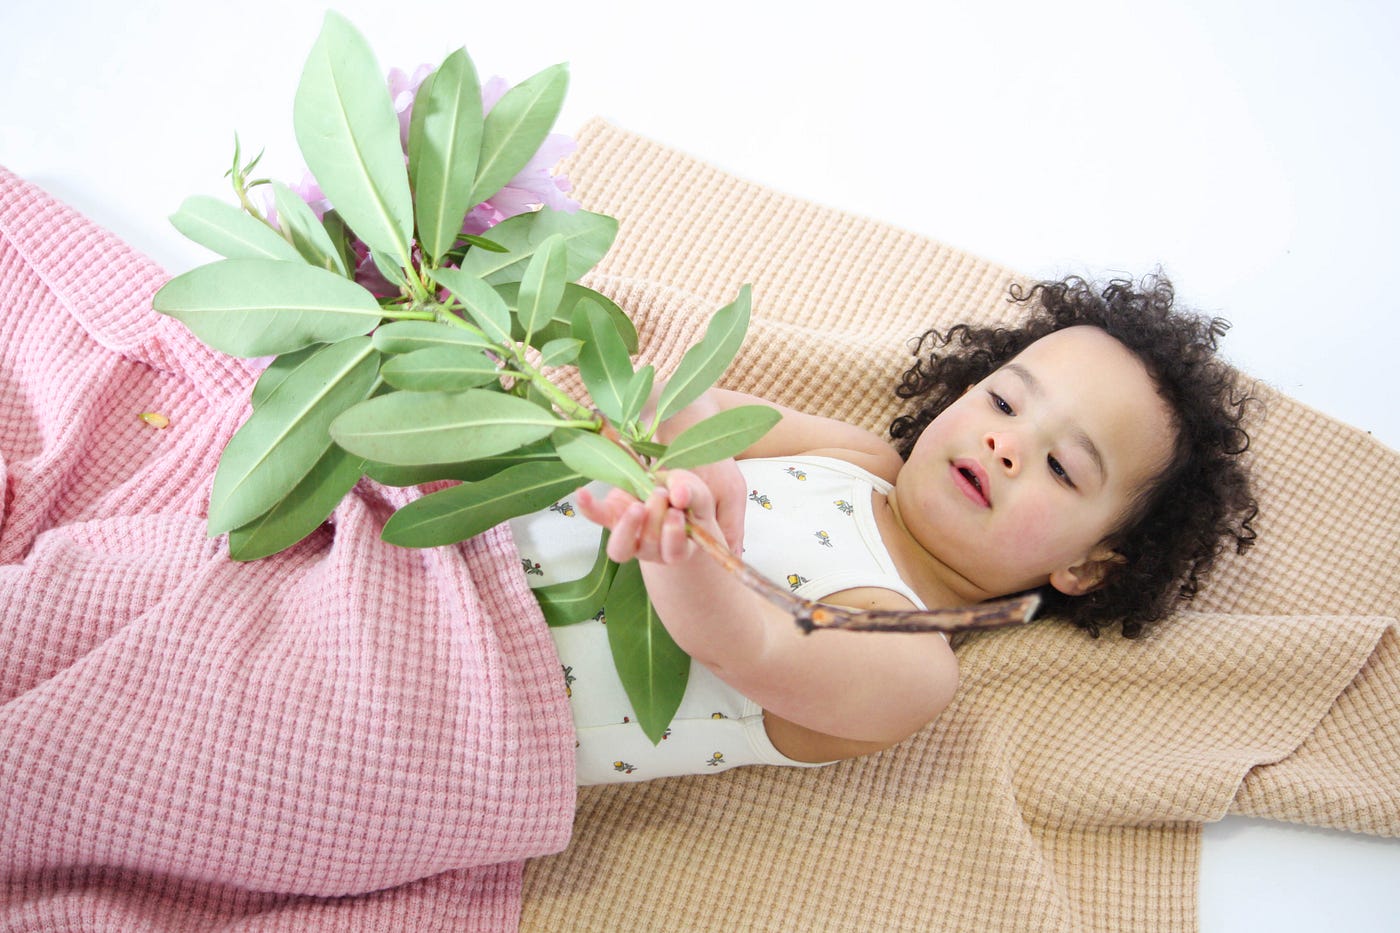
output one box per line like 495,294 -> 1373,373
690,456 -> 746,555
576,470 -> 721,565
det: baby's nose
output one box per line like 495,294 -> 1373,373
985,433 -> 1020,474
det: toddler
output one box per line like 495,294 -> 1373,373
508,274 -> 1257,784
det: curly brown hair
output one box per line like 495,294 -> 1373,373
889,274 -> 1259,638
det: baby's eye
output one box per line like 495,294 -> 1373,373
989,392 -> 1014,415
1048,455 -> 1076,489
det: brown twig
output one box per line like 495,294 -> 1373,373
684,520 -> 1040,635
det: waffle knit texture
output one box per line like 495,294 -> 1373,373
0,166 -> 576,930
518,119 -> 1400,932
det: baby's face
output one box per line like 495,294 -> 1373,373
896,325 -> 1176,599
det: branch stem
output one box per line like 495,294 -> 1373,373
682,520 -> 1039,635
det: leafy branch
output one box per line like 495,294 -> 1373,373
153,13 -> 1035,746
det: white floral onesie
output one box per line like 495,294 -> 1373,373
508,455 -> 928,786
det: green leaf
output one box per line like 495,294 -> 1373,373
380,345 -> 501,391
517,233 -> 568,342
573,299 -> 635,423
251,343 -> 325,409
462,233 -> 508,252
551,428 -> 653,499
226,443 -> 366,560
575,285 -> 638,354
410,48 -> 484,262
538,337 -> 582,368
533,533 -> 619,627
362,438 -> 559,486
381,461 -> 583,547
498,282 -> 637,353
369,249 -> 411,290
330,388 -> 561,465
292,11 -> 413,261
431,266 -> 515,345
629,438 -> 668,459
605,560 -> 690,745
407,69 -> 436,152
619,364 -> 656,426
655,405 -> 781,469
467,63 -> 568,207
459,209 -> 618,285
270,180 -> 347,274
153,259 -> 384,358
168,195 -> 303,262
208,338 -> 379,534
656,285 -> 752,422
524,379 -> 554,410
372,320 -> 495,355
320,209 -> 356,275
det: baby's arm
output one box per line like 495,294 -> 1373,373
695,387 -> 905,478
576,470 -> 958,748
640,384 -> 900,555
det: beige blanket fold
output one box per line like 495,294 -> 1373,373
521,119 -> 1399,932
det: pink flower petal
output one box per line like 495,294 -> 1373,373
482,185 -> 540,220
481,75 -> 510,112
462,202 -> 504,236
523,133 -> 577,172
255,187 -> 280,230
291,170 -> 332,219
389,63 -> 436,148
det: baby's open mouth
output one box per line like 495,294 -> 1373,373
952,461 -> 991,507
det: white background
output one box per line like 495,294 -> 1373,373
3,1 -> 1397,929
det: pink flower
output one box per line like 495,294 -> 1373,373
385,69 -> 579,232
349,239 -> 403,299
268,63 -> 580,273
257,170 -> 333,229
291,171 -> 332,219
479,75 -> 511,112
463,75 -> 579,233
388,63 -> 435,149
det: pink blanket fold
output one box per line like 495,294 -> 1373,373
0,167 -> 576,930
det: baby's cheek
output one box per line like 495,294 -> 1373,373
1006,501 -> 1071,562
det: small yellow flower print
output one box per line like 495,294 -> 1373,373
834,499 -> 854,515
784,467 -> 808,481
562,665 -> 575,698
613,761 -> 637,775
706,751 -> 725,767
749,490 -> 772,509
814,530 -> 833,548
521,558 -> 543,576
787,573 -> 809,591
549,500 -> 576,517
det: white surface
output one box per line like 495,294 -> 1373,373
3,1 -> 1396,929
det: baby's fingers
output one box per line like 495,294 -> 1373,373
605,490 -> 675,564
576,483 -> 697,565
608,503 -> 637,562
659,508 -> 695,563
575,486 -> 630,529
663,470 -> 716,523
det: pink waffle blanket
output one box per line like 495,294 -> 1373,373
0,167 -> 576,930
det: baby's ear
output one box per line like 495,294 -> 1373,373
1049,548 -> 1127,597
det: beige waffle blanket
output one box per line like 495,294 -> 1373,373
522,119 -> 1400,932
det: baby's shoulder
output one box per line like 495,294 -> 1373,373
797,445 -> 904,484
